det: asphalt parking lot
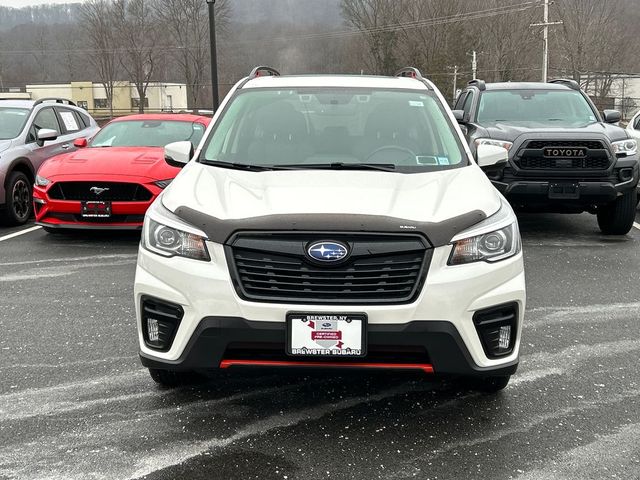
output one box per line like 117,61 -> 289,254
1,211 -> 639,480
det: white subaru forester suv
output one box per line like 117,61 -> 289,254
134,67 -> 526,393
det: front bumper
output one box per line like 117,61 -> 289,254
135,239 -> 526,377
33,182 -> 161,229
491,157 -> 639,210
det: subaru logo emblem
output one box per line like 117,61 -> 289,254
307,241 -> 349,263
90,187 -> 110,196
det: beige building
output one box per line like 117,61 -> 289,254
25,81 -> 188,116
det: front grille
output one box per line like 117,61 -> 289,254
227,233 -> 432,305
48,182 -> 153,201
518,157 -> 610,170
515,139 -> 611,172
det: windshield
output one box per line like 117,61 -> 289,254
0,107 -> 30,140
90,120 -> 206,148
201,88 -> 466,172
477,90 -> 597,126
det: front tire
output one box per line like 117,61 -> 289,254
597,190 -> 637,235
459,375 -> 511,393
1,171 -> 32,226
148,368 -> 201,388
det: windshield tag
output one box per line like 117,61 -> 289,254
409,101 -> 424,107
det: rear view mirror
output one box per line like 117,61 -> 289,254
452,110 -> 466,124
476,144 -> 508,168
37,128 -> 58,142
603,110 -> 621,124
73,138 -> 88,148
164,141 -> 193,168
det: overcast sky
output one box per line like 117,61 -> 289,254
0,0 -> 82,6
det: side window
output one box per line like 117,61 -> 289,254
635,116 -> 640,130
462,92 -> 474,117
73,111 -> 87,129
26,107 -> 60,143
57,108 -> 81,133
454,92 -> 468,111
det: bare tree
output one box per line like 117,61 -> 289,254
113,0 -> 161,113
341,0 -> 407,75
79,0 -> 119,117
157,0 -> 230,109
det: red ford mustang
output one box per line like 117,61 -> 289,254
33,113 -> 210,231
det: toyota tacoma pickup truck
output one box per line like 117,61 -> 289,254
134,67 -> 526,393
454,79 -> 639,234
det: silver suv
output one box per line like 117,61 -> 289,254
0,98 -> 99,225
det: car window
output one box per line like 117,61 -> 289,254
0,107 -> 30,140
477,90 -> 597,126
201,88 -> 467,172
462,91 -> 474,117
57,108 -> 81,133
90,120 -> 206,147
454,91 -> 468,110
27,107 -> 61,143
634,116 -> 640,130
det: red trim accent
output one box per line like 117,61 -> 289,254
219,359 -> 434,374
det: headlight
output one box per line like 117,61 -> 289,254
449,197 -> 521,265
612,139 -> 637,156
143,218 -> 210,261
35,175 -> 50,187
474,138 -> 513,151
154,179 -> 173,189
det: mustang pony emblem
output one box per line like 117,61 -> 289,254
90,187 -> 110,195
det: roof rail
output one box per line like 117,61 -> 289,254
34,97 -> 77,106
395,67 -> 424,80
248,66 -> 281,79
549,78 -> 580,91
467,79 -> 486,91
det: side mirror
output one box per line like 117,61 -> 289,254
37,128 -> 58,143
452,110 -> 467,124
73,138 -> 88,148
603,110 -> 621,124
164,141 -> 193,168
476,144 -> 508,168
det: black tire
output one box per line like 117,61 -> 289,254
148,368 -> 196,388
597,190 -> 637,235
1,171 -> 32,226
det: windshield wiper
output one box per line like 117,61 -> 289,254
201,160 -> 291,171
274,162 -> 396,172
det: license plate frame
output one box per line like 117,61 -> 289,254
80,200 -> 112,218
548,183 -> 580,200
286,312 -> 367,358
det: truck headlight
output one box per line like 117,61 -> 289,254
612,139 -> 637,156
143,218 -> 210,261
449,197 -> 521,265
474,138 -> 513,151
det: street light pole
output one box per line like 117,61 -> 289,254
206,0 -> 219,111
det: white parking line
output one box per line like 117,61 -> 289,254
0,226 -> 42,242
634,222 -> 640,231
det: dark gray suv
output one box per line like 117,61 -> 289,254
0,98 -> 99,225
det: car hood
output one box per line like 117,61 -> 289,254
484,121 -> 629,143
39,147 -> 181,180
162,162 -> 502,244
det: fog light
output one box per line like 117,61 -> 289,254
147,318 -> 160,342
498,325 -> 511,349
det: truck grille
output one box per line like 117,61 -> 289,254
227,233 -> 431,305
515,140 -> 611,171
48,182 -> 153,201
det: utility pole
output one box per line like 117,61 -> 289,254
206,0 -> 219,111
452,65 -> 459,105
471,51 -> 477,80
530,0 -> 563,82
